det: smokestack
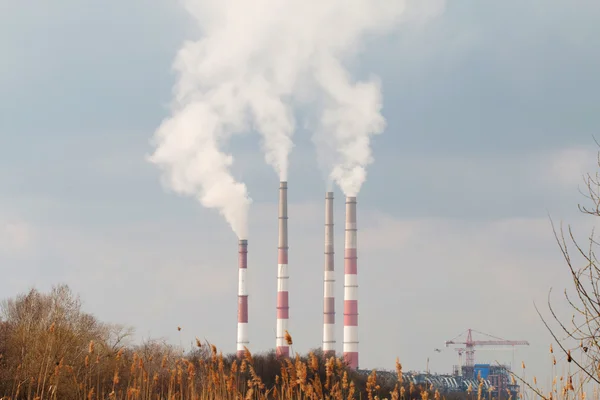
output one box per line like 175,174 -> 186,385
237,239 -> 248,358
276,181 -> 289,357
323,192 -> 335,356
343,196 -> 358,369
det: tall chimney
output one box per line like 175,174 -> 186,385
343,196 -> 358,369
237,239 -> 248,358
323,192 -> 335,356
276,181 -> 289,357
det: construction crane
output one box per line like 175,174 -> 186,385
445,328 -> 529,368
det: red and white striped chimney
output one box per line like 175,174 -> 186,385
276,181 -> 289,357
323,191 -> 335,356
237,239 -> 248,357
343,196 -> 358,369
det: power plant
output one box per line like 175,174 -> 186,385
353,328 -> 529,399
266,185 -> 361,368
357,366 -> 520,399
231,183 -> 528,400
235,182 -> 362,365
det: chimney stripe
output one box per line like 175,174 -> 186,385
238,296 -> 249,323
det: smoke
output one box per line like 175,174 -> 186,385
308,5 -> 401,198
313,62 -> 386,197
172,0 -> 298,182
149,102 -> 251,239
307,0 -> 446,196
150,0 -> 444,233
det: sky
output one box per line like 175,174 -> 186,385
1,0 -> 600,388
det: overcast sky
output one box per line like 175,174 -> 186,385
1,0 -> 600,387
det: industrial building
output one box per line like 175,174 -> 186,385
357,364 -> 520,399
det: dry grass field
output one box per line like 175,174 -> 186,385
0,284 -> 594,400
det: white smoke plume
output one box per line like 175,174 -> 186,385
313,64 -> 386,197
149,102 -> 251,239
306,0 -> 445,196
150,0 -> 444,234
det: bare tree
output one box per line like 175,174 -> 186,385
0,284 -> 134,399
539,150 -> 600,390
104,323 -> 135,354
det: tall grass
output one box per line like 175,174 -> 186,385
1,286 -> 598,399
0,329 -> 434,400
2,326 -> 597,400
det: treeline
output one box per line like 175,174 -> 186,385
0,284 -> 455,399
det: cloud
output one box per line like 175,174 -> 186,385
362,146 -> 600,222
0,217 -> 33,254
541,146 -> 598,187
